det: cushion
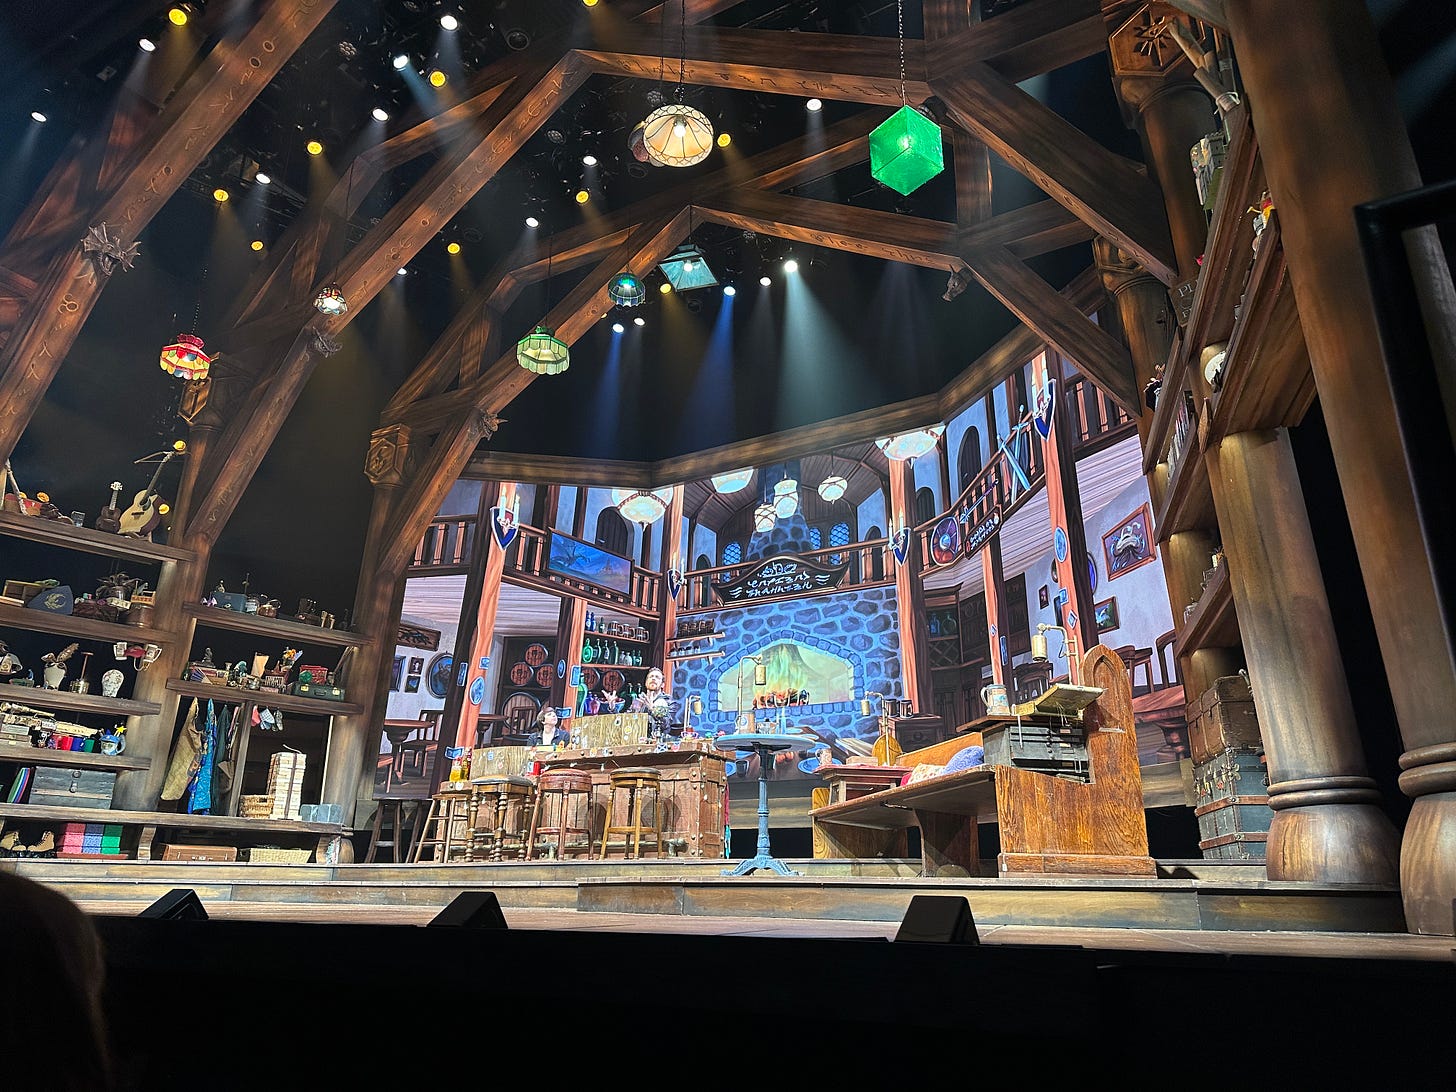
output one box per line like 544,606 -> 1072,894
905,763 -> 944,785
942,745 -> 986,774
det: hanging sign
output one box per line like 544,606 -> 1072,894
890,526 -> 911,566
1034,378 -> 1057,440
711,553 -> 851,605
964,506 -> 1002,557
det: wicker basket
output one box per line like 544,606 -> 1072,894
239,794 -> 274,818
244,846 -> 312,864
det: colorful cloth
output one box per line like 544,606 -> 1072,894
160,700 -> 202,802
186,699 -> 217,815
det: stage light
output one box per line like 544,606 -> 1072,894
659,282 -> 672,294
139,37 -> 156,52
212,188 -> 229,203
582,0 -> 599,6
574,189 -> 589,204
250,240 -> 264,252
30,111 -> 46,123
392,53 -> 410,70
612,322 -> 624,333
306,139 -> 324,156
806,98 -> 823,111
439,13 -> 458,30
759,275 -> 771,286
254,172 -> 271,185
397,267 -> 408,276
717,132 -> 731,147
634,316 -> 645,327
783,258 -> 799,274
525,216 -> 539,228
168,6 -> 189,26
372,107 -> 389,122
582,153 -> 597,166
428,69 -> 446,87
723,285 -> 736,297
446,241 -> 461,255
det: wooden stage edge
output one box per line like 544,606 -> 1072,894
6,856 -> 1428,946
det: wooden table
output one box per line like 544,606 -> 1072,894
816,763 -> 910,804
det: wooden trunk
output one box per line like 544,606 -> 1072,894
1193,749 -> 1271,861
29,767 -> 117,809
1187,675 -> 1262,763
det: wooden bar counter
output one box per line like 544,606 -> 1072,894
470,714 -> 727,859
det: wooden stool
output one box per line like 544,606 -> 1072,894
468,776 -> 535,862
364,797 -> 421,863
411,783 -> 473,864
526,769 -> 595,860
597,767 -> 663,860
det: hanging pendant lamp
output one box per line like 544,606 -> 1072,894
608,272 -> 646,308
817,452 -> 847,501
875,424 -> 945,462
517,231 -> 569,375
159,332 -> 213,381
635,0 -> 714,168
611,486 -> 674,525
869,0 -> 944,196
313,284 -> 348,316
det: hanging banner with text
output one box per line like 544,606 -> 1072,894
711,553 -> 851,605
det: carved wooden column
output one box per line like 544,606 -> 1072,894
1225,0 -> 1456,933
656,485 -> 686,679
318,425 -> 412,816
450,482 -> 519,752
980,534 -> 1008,689
1107,5 -> 1218,280
889,459 -> 934,714
1205,429 -> 1399,885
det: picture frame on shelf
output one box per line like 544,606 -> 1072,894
1094,597 -> 1119,633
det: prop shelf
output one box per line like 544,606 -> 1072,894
185,603 -> 371,648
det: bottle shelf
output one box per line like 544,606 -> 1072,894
667,650 -> 726,664
185,603 -> 370,648
0,685 -> 160,718
0,510 -> 194,564
668,631 -> 721,645
573,662 -> 651,673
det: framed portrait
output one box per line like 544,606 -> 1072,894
1038,584 -> 1049,609
1094,597 -> 1119,633
1102,503 -> 1157,580
408,656 -> 424,675
390,656 -> 404,693
404,675 -> 421,694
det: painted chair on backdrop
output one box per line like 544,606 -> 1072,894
397,709 -> 444,776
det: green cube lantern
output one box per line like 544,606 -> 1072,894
869,105 -> 945,196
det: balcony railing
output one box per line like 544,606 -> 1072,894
679,538 -> 895,612
411,516 -> 476,573
1065,374 -> 1136,454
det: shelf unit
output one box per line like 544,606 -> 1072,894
0,601 -> 173,646
0,742 -> 150,773
185,603 -> 371,648
0,511 -> 194,564
1174,561 -> 1238,660
666,649 -> 726,664
164,678 -> 364,717
0,685 -> 160,718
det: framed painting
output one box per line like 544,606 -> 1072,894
408,656 -> 424,675
1038,584 -> 1049,609
1094,597 -> 1119,633
390,656 -> 404,693
1102,503 -> 1157,580
404,675 -> 421,694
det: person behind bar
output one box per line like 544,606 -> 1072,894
631,666 -> 679,739
526,705 -> 569,749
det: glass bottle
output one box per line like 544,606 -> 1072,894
586,610 -> 595,632
582,637 -> 594,663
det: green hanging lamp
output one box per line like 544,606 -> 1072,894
869,0 -> 944,196
517,230 -> 570,376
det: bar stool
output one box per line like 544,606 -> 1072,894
411,782 -> 473,864
468,776 -> 536,862
597,767 -> 663,860
364,797 -> 422,863
526,768 -> 595,860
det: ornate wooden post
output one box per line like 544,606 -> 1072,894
1224,0 -> 1456,933
450,482 -> 519,752
889,458 -> 934,714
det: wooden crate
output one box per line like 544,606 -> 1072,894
1187,675 -> 1262,764
29,767 -> 117,809
161,844 -> 238,862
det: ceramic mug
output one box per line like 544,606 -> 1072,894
99,733 -> 125,756
981,683 -> 1011,715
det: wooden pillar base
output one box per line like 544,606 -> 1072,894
1265,775 -> 1399,886
1396,742 -> 1456,934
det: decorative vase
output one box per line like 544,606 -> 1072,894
101,669 -> 125,698
42,663 -> 66,690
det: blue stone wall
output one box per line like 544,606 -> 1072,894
674,582 -> 903,752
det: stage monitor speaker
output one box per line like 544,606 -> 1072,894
139,888 -> 208,921
429,891 -> 508,930
894,894 -> 978,945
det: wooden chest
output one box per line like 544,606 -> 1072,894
29,766 -> 117,809
1187,675 -> 1262,764
981,721 -> 1089,777
1193,750 -> 1270,860
161,844 -> 238,862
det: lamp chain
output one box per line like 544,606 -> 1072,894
897,0 -> 907,107
677,0 -> 688,102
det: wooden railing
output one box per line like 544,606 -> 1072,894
1065,374 -> 1136,454
680,539 -> 894,612
411,516 -> 476,572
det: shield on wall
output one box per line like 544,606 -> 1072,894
667,567 -> 684,600
489,505 -> 518,550
891,525 -> 911,565
1034,378 -> 1057,440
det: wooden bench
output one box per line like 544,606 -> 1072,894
810,646 -> 1156,879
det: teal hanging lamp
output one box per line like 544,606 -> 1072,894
869,0 -> 944,196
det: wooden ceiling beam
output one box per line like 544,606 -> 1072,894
965,245 -> 1139,412
926,0 -> 1107,83
1167,0 -> 1227,28
958,199 -> 1095,257
0,0 -> 337,463
576,27 -> 928,106
933,63 -> 1179,285
398,211 -> 691,434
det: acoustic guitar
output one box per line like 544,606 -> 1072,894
94,481 -> 124,534
118,442 -> 187,538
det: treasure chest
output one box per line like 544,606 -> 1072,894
1193,749 -> 1270,860
1186,675 -> 1262,764
980,719 -> 1089,778
30,766 -> 117,809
